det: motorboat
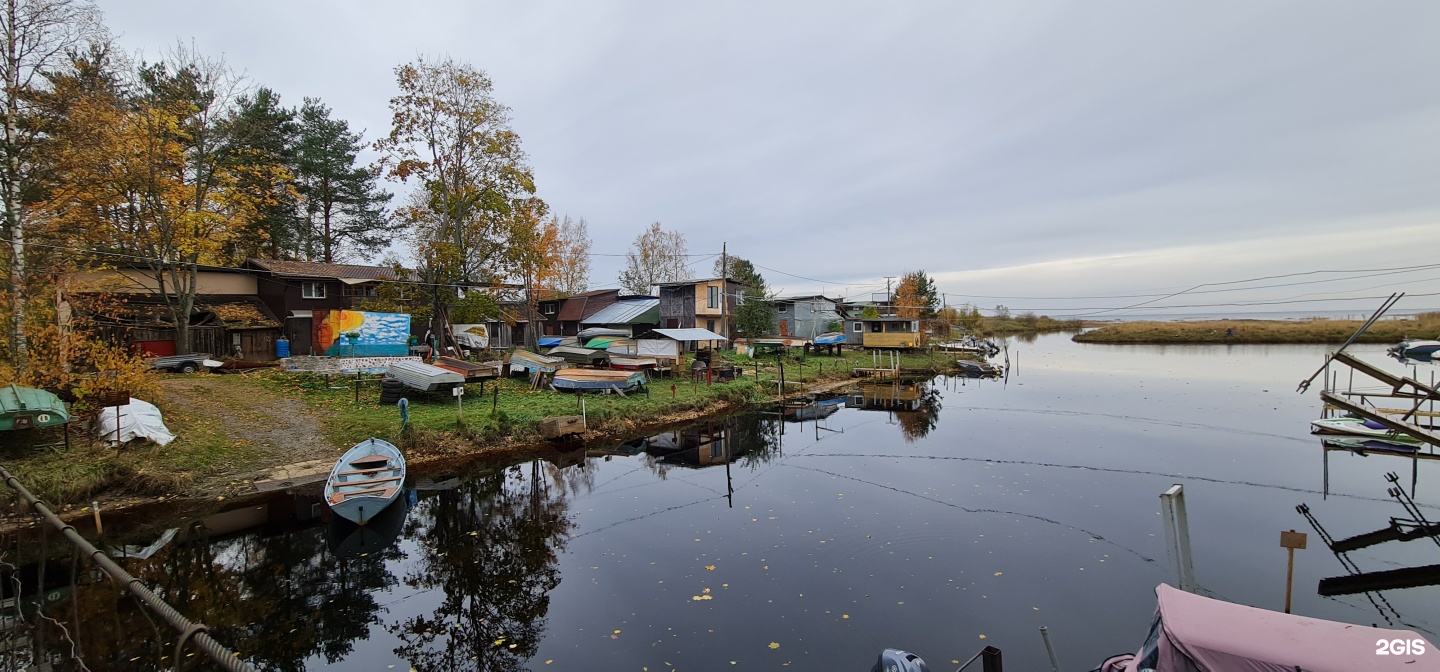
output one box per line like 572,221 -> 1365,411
324,438 -> 406,525
955,359 -> 1004,377
1310,417 -> 1422,446
1096,584 -> 1433,671
1389,338 -> 1440,362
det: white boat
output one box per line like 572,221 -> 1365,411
1309,417 -> 1422,446
387,360 -> 464,392
324,438 -> 406,525
1389,338 -> 1440,361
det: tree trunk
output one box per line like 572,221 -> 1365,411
4,0 -> 26,370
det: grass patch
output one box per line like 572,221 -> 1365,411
1073,314 -> 1440,344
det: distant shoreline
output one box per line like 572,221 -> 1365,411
1072,313 -> 1438,344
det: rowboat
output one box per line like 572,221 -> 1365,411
387,360 -> 464,392
0,384 -> 69,431
1310,417 -> 1422,446
324,438 -> 406,525
552,369 -> 646,392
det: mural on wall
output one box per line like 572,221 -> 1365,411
313,310 -> 411,357
452,324 -> 489,350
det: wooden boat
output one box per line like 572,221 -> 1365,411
552,369 -> 646,392
509,349 -> 568,375
609,355 -> 658,371
547,345 -> 610,366
1310,417 -> 1422,445
433,356 -> 500,383
324,438 -> 406,525
387,360 -> 464,392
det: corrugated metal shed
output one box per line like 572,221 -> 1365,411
650,328 -> 728,342
581,298 -> 660,326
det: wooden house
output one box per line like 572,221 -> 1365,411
848,316 -> 922,349
243,259 -> 422,355
656,278 -> 741,347
537,289 -> 621,337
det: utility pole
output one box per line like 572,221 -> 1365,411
721,242 -> 728,341
884,276 -> 895,316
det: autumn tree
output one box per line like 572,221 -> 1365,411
1,0 -> 103,369
509,197 -> 553,348
617,221 -> 690,294
375,55 -> 535,340
294,97 -> 391,262
713,255 -> 772,339
894,270 -> 938,319
550,214 -> 590,296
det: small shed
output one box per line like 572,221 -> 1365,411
848,317 -> 922,349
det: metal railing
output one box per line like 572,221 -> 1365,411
1,466 -> 257,672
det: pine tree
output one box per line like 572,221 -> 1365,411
224,87 -> 301,261
295,97 -> 391,262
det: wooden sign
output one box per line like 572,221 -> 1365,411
1280,529 -> 1308,549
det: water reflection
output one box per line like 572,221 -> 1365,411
845,379 -> 943,442
390,464 -> 572,672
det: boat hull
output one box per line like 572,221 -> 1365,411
1310,418 -> 1422,445
324,438 -> 406,525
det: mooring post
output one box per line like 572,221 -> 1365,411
1160,484 -> 1197,592
92,500 -> 103,536
981,646 -> 1003,672
1280,529 -> 1307,613
1039,626 -> 1061,672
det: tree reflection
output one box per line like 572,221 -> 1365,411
18,499 -> 403,672
896,381 -> 942,443
389,462 -> 572,672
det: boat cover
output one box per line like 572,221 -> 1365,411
95,399 -> 175,447
537,336 -> 565,347
1119,584 -> 1434,671
814,332 -> 847,345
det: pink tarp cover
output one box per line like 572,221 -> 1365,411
1129,584 -> 1438,671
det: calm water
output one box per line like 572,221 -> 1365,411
10,333 -> 1440,671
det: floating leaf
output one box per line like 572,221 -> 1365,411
994,572 -> 1002,576
705,565 -> 716,571
842,614 -> 850,619
494,639 -> 505,646
614,630 -> 622,634
979,634 -> 987,639
769,642 -> 780,649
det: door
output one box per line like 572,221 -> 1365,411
667,319 -> 680,329
287,317 -> 313,355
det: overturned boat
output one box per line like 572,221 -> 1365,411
551,368 -> 646,392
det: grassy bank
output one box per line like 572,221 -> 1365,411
977,315 -> 1084,335
1073,313 -> 1440,344
4,347 -> 975,509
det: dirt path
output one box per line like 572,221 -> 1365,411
162,376 -> 337,473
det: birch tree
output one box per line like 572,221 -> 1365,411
0,0 -> 102,369
552,214 -> 590,296
617,221 -> 691,295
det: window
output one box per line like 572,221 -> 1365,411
301,282 -> 326,299
707,285 -> 720,309
542,303 -> 556,315
706,319 -> 716,333
342,285 -> 377,297
852,322 -> 863,333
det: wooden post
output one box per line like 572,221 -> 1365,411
91,501 -> 103,536
981,646 -> 1003,672
1280,529 -> 1307,613
492,382 -> 499,414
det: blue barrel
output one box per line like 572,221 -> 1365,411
276,338 -> 290,358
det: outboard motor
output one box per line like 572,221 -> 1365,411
872,648 -> 929,672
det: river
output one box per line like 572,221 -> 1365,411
8,333 -> 1439,671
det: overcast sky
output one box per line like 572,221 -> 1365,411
99,1 -> 1440,316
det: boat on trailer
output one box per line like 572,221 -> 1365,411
324,438 -> 406,525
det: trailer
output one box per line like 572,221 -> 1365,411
145,353 -> 214,374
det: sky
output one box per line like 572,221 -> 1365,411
97,1 -> 1440,317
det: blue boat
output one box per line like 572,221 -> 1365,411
551,369 -> 646,392
324,438 -> 406,525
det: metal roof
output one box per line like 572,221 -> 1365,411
581,298 -> 660,326
650,328 -> 728,342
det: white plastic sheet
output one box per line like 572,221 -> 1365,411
95,398 -> 175,447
